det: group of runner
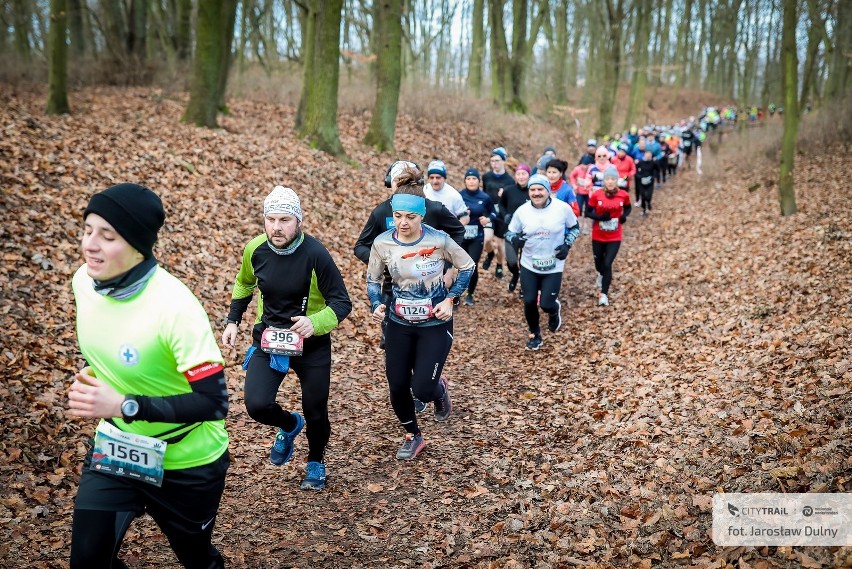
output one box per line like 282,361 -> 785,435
64,107 -> 724,567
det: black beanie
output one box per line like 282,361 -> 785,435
83,183 -> 165,259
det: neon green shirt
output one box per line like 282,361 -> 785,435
73,265 -> 229,470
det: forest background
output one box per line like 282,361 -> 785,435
1,0 -> 851,567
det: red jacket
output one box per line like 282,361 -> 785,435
611,154 -> 636,188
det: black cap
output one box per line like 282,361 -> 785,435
84,183 -> 165,259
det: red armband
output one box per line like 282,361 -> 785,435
184,362 -> 224,382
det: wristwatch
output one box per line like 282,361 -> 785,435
121,395 -> 140,423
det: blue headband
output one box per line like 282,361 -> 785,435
391,194 -> 426,216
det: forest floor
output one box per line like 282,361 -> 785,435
0,85 -> 850,569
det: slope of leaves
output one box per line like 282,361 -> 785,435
0,86 -> 849,569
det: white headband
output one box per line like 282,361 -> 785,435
263,186 -> 302,221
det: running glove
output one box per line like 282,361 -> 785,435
510,233 -> 526,249
554,244 -> 570,260
619,215 -> 627,224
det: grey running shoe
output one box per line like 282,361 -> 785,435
413,394 -> 427,413
463,294 -> 475,306
396,433 -> 426,460
434,377 -> 452,421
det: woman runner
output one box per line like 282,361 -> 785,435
585,166 -> 632,306
459,167 -> 497,306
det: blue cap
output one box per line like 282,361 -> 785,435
391,194 -> 426,216
527,173 -> 550,191
464,167 -> 480,179
491,147 -> 507,161
427,160 -> 447,178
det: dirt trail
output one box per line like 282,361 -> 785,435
0,88 -> 849,568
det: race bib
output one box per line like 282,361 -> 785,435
577,178 -> 588,187
261,327 -> 304,356
395,297 -> 433,322
91,422 -> 167,487
683,140 -> 692,147
617,178 -> 628,188
385,216 -> 396,229
599,218 -> 619,232
464,224 -> 479,239
594,172 -> 603,181
668,154 -> 678,165
641,176 -> 653,185
531,256 -> 556,271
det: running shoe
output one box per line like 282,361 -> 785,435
300,461 -> 326,490
434,377 -> 452,421
525,334 -> 543,351
463,294 -> 475,306
396,433 -> 426,460
482,253 -> 494,270
413,393 -> 427,413
582,226 -> 591,235
508,273 -> 519,292
270,412 -> 305,465
548,299 -> 562,332
598,293 -> 609,306
495,265 -> 504,279
595,273 -> 603,290
634,200 -> 642,207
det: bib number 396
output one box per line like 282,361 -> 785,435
261,327 -> 304,356
91,422 -> 166,487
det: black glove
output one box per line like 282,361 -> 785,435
510,233 -> 526,250
554,244 -> 570,260
619,215 -> 626,224
600,212 -> 612,221
503,213 -> 512,225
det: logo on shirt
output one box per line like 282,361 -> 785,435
118,344 -> 139,366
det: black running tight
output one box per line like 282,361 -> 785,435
592,240 -> 621,295
462,238 -> 485,294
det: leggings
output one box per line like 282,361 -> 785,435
638,183 -> 654,211
385,319 -> 453,434
519,267 -> 562,335
71,450 -> 229,569
592,240 -> 621,295
505,240 -> 520,278
657,157 -> 668,183
244,345 -> 331,463
462,238 -> 484,294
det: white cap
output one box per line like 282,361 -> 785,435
389,161 -> 418,184
263,186 -> 302,221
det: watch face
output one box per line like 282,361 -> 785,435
122,399 -> 140,417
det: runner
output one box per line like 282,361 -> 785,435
366,168 -> 476,460
568,155 -> 594,234
459,167 -> 498,306
532,145 -> 557,175
506,174 -> 580,351
680,126 -> 696,169
611,142 -> 637,196
69,183 -> 230,569
634,149 -> 660,217
499,163 -> 532,292
579,138 -> 597,165
424,159 -> 469,224
544,158 -> 580,216
223,186 -> 352,491
586,166 -> 632,306
481,147 -> 514,279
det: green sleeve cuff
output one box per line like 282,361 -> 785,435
308,306 -> 339,336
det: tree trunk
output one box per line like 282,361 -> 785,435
362,0 -> 402,151
183,0 -> 236,127
553,0 -> 568,103
778,0 -> 798,216
176,0 -> 192,60
216,0 -> 237,111
672,0 -> 692,97
102,0 -> 128,58
46,0 -> 71,115
656,0 -> 672,83
624,0 -> 650,129
826,0 -> 851,101
296,0 -> 346,156
596,0 -> 624,138
507,0 -> 528,112
568,2 -> 581,90
67,0 -> 85,57
128,0 -> 147,57
488,0 -> 511,108
12,0 -> 32,60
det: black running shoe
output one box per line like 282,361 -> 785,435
548,299 -> 562,332
482,252 -> 494,270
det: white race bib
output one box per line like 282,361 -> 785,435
531,256 -> 556,271
684,140 -> 692,147
395,297 -> 433,322
91,422 -> 167,487
464,224 -> 479,240
640,176 -> 653,185
261,327 -> 304,356
599,218 -> 619,232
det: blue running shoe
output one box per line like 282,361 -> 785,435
270,412 -> 305,466
300,461 -> 326,490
